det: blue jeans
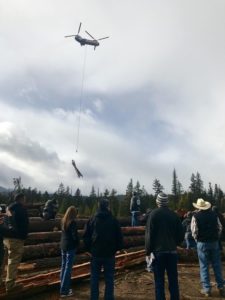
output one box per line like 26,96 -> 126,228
91,256 -> 115,300
153,252 -> 180,300
131,211 -> 139,227
60,249 -> 75,295
197,241 -> 224,292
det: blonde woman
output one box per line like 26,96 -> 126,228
60,206 -> 79,297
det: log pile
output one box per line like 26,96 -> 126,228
0,249 -> 146,300
21,226 -> 145,263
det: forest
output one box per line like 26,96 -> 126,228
0,169 -> 224,217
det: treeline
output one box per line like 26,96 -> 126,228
0,169 -> 224,216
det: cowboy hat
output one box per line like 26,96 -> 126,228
192,198 -> 211,210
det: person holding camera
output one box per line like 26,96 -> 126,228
3,193 -> 29,293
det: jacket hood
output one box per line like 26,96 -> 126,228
95,209 -> 112,219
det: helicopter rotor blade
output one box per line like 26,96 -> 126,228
65,35 -> 76,38
97,36 -> 110,41
77,22 -> 82,34
85,31 -> 96,40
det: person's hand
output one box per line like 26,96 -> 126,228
116,249 -> 127,255
6,208 -> 12,217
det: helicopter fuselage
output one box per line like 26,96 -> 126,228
75,35 -> 99,47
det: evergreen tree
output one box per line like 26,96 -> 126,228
171,169 -> 178,196
189,173 -> 196,195
109,189 -> 119,217
171,169 -> 183,208
195,172 -> 204,197
207,182 -> 214,203
126,179 -> 133,197
134,181 -> 142,195
152,178 -> 164,195
104,188 -> 110,198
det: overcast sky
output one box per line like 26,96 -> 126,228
0,0 -> 225,195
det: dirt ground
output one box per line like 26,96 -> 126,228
27,263 -> 225,300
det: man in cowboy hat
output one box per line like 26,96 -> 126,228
191,198 -> 225,297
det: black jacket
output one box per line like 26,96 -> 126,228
60,220 -> 80,251
193,210 -> 219,242
6,201 -> 29,240
83,209 -> 123,257
145,207 -> 184,255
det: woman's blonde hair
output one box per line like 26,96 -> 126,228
61,206 -> 78,230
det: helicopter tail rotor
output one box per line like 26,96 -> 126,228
65,35 -> 76,38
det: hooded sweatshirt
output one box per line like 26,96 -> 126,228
83,209 -> 123,257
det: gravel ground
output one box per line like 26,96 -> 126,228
28,263 -> 225,300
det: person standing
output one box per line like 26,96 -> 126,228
130,192 -> 141,226
42,198 -> 58,220
3,193 -> 29,292
0,207 -> 5,287
182,211 -> 196,249
191,198 -> 225,297
60,206 -> 79,297
145,192 -> 184,300
83,199 -> 123,300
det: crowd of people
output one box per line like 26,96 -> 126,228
0,192 -> 225,299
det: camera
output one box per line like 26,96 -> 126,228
0,204 -> 6,214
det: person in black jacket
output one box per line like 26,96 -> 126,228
182,211 -> 196,249
3,193 -> 29,292
145,192 -> 184,300
42,198 -> 58,220
83,198 -> 123,300
130,192 -> 141,226
60,206 -> 79,297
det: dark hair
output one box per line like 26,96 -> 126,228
14,193 -> 25,202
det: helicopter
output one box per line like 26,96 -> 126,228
65,22 -> 109,50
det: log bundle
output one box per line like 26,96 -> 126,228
22,226 -> 145,261
28,217 -> 132,232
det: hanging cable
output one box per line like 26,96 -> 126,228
76,45 -> 88,153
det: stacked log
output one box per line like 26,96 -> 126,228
22,226 -> 145,262
28,217 -> 132,232
0,249 -> 146,300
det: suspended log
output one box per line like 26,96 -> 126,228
25,226 -> 145,245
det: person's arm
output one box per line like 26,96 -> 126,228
115,220 -> 123,251
83,219 -> 93,251
130,197 -> 133,211
145,214 -> 152,256
176,217 -> 185,245
71,221 -> 80,247
217,217 -> 222,237
190,215 -> 198,241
